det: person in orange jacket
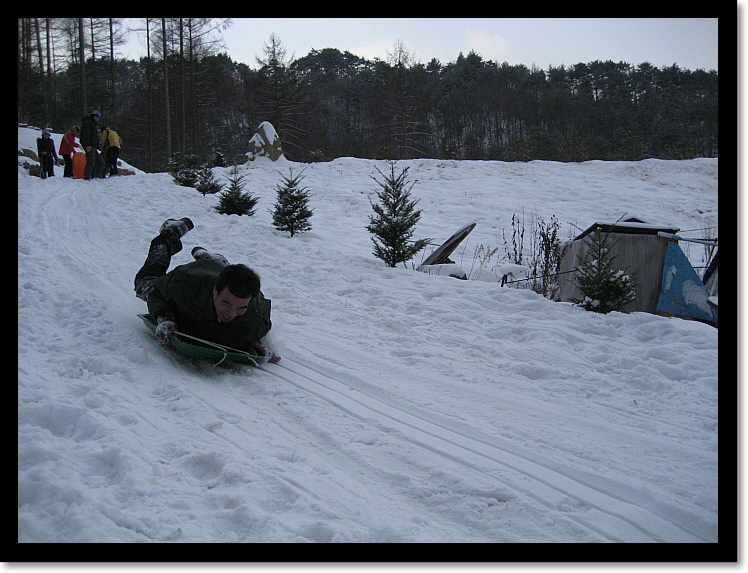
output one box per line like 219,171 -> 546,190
59,125 -> 80,178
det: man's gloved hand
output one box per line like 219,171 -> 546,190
252,341 -> 281,364
155,314 -> 177,345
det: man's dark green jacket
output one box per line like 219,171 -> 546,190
147,259 -> 271,351
80,115 -> 100,149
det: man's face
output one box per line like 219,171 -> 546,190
213,286 -> 251,323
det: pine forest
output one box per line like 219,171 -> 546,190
18,18 -> 718,173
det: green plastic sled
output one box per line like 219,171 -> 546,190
138,314 -> 260,366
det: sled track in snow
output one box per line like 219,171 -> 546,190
260,357 -> 710,543
34,184 -> 713,544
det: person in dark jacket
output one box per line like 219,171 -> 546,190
80,110 -> 104,179
134,218 -> 273,356
36,129 -> 58,179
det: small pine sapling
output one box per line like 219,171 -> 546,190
366,162 -> 431,267
196,164 -> 224,196
214,168 -> 258,216
571,227 -> 637,313
212,149 -> 226,167
271,168 -> 313,237
168,152 -> 201,188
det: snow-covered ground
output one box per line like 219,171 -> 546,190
18,126 -> 720,550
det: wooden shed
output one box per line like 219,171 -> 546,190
558,217 -> 679,314
559,217 -> 717,325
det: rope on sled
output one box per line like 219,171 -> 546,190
174,330 -> 258,367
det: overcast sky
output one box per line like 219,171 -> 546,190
121,18 -> 719,72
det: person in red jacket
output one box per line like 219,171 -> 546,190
59,126 -> 80,178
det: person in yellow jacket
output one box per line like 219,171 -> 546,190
100,127 -> 122,177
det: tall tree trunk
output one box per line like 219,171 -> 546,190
109,18 -> 116,123
162,18 -> 171,160
189,23 -> 197,154
79,18 -> 87,114
45,19 -> 54,121
89,19 -> 97,109
179,18 -> 186,155
34,19 -> 49,126
146,19 -> 153,171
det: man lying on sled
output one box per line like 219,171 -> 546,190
134,217 -> 275,360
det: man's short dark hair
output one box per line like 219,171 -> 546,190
214,264 -> 260,299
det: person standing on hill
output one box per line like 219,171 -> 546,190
80,110 -> 104,180
59,125 -> 80,178
36,129 -> 58,179
100,126 -> 122,177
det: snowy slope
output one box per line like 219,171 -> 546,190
17,126 -> 720,547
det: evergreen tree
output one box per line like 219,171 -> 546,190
571,228 -> 637,313
214,168 -> 258,216
367,162 -> 431,267
271,168 -> 313,237
18,16 -> 719,169
196,164 -> 224,195
168,152 -> 201,187
212,149 -> 226,167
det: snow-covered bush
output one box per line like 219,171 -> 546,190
527,215 -> 567,301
